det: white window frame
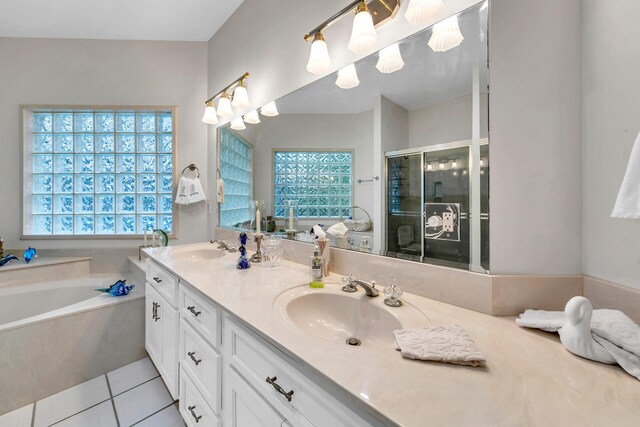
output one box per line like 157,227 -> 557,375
21,105 -> 179,240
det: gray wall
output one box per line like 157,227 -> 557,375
582,0 -> 640,289
0,38 -> 209,249
489,0 -> 583,274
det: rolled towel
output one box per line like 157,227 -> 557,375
393,325 -> 486,367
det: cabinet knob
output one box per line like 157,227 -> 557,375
187,405 -> 202,423
266,376 -> 294,402
188,351 -> 202,366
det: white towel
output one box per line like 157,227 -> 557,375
175,177 -> 206,205
612,130 -> 640,218
393,325 -> 486,367
175,176 -> 190,205
327,222 -> 348,237
517,307 -> 640,380
217,178 -> 225,204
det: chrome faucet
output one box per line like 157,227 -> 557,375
341,274 -> 379,297
210,239 -> 237,253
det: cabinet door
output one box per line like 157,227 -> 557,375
224,367 -> 286,427
159,298 -> 179,398
145,285 -> 162,364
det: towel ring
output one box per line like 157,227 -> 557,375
181,164 -> 200,178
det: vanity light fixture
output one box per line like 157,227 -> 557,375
439,162 -> 445,169
304,1 -> 399,75
244,110 -> 261,124
376,42 -> 405,73
201,72 -> 250,124
306,31 -> 333,75
480,157 -> 485,166
201,101 -> 219,125
405,0 -> 444,25
348,1 -> 379,54
426,163 -> 433,171
230,117 -> 246,130
217,93 -> 234,119
428,15 -> 464,52
231,79 -> 250,109
260,101 -> 279,117
335,64 -> 360,89
451,159 -> 458,168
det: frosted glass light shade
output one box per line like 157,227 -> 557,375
217,95 -> 234,118
261,101 -> 279,117
201,104 -> 218,125
335,64 -> 360,89
348,5 -> 378,54
306,32 -> 332,75
230,117 -> 246,130
376,43 -> 405,74
244,110 -> 260,124
428,15 -> 464,52
231,84 -> 250,109
405,0 -> 445,25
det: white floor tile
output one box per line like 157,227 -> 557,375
135,403 -> 184,427
34,376 -> 110,427
107,357 -> 159,396
54,401 -> 117,427
113,377 -> 173,426
0,403 -> 33,427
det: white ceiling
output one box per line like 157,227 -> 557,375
0,0 -> 244,41
278,2 -> 488,114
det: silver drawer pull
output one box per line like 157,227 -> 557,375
188,351 -> 202,366
153,302 -> 160,322
266,376 -> 294,402
152,276 -> 162,283
187,306 -> 202,317
188,405 -> 202,423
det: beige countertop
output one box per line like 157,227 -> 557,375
145,243 -> 640,426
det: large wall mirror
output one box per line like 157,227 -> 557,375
217,2 -> 489,273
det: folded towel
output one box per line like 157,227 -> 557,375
175,176 -> 190,205
517,303 -> 640,380
612,130 -> 640,218
217,178 -> 225,204
189,176 -> 206,204
327,222 -> 348,237
393,325 -> 486,367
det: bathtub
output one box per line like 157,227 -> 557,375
0,275 -> 147,415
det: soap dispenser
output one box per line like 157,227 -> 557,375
309,244 -> 324,288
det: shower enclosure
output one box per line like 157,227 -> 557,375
385,140 -> 489,272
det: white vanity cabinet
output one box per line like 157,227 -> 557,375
223,316 -> 381,427
145,261 -> 179,399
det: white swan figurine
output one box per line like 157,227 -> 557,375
558,296 -> 616,364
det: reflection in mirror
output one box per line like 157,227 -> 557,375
217,2 -> 489,272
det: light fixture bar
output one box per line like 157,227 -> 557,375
204,72 -> 250,105
304,0 -> 399,42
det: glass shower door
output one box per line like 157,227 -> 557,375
386,154 -> 423,261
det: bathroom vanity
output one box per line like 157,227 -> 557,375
145,243 -> 640,427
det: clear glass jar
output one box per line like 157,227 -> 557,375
261,236 -> 283,268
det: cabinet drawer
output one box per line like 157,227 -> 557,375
147,261 -> 178,308
224,319 -> 362,427
180,319 -> 222,415
181,285 -> 221,349
180,367 -> 221,427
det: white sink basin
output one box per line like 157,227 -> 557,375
273,284 -> 429,347
170,247 -> 225,261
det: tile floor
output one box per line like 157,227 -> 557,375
0,357 -> 185,427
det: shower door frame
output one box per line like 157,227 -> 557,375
385,137 -> 488,271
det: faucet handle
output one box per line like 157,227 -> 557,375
341,274 -> 357,293
383,279 -> 403,307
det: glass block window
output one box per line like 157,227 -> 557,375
219,128 -> 253,228
273,151 -> 352,218
23,108 -> 176,236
